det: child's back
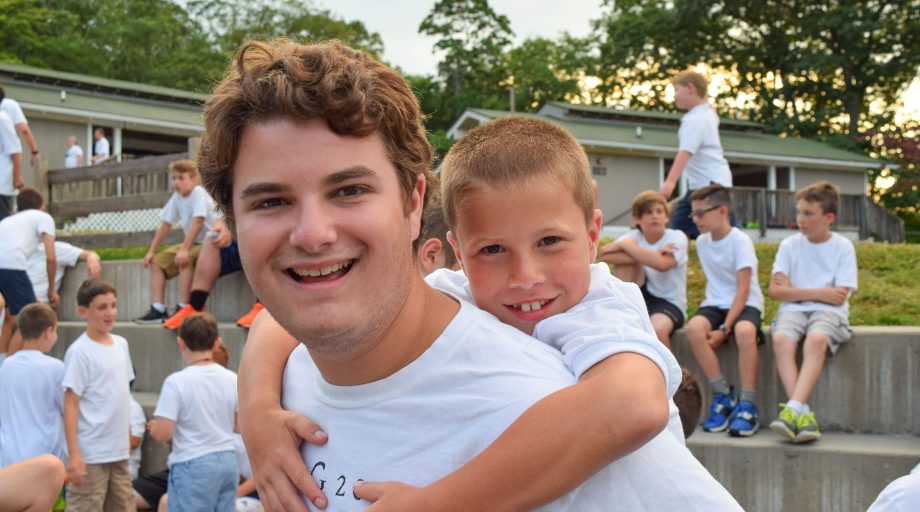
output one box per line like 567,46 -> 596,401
155,362 -> 237,466
0,348 -> 64,466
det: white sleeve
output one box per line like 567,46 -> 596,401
533,270 -> 682,398
122,339 -> 135,383
161,193 -> 180,224
836,240 -> 858,290
190,187 -> 212,219
61,348 -> 89,396
0,114 -> 20,155
669,230 -> 689,266
772,238 -> 791,276
130,400 -> 147,437
678,115 -> 703,154
153,376 -> 181,421
74,146 -> 83,157
425,268 -> 474,303
55,242 -> 83,268
36,212 -> 55,238
733,232 -> 758,272
2,100 -> 27,125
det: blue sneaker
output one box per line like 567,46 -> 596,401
728,400 -> 760,437
702,388 -> 737,432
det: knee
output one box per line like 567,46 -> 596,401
684,319 -> 708,343
734,322 -> 757,348
803,332 -> 829,355
772,333 -> 796,355
35,454 -> 65,487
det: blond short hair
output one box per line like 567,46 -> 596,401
169,159 -> 199,178
672,70 -> 709,98
795,181 -> 839,215
440,117 -> 593,230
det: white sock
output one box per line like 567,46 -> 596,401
787,400 -> 805,415
153,302 -> 166,313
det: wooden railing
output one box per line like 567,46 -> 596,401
729,186 -> 905,243
46,152 -> 188,248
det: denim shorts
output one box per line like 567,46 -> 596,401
168,450 -> 238,512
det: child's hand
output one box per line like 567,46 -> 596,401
243,408 -> 329,511
48,290 -> 60,308
67,452 -> 86,487
771,272 -> 790,287
142,251 -> 155,267
175,249 -> 191,269
821,287 -> 849,306
706,329 -> 727,349
660,243 -> 677,255
354,481 -> 433,511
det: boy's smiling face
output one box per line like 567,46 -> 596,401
78,292 -> 117,334
449,179 -> 601,335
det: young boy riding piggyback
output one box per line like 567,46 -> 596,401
239,117 -> 740,510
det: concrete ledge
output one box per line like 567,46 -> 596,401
672,327 -> 920,435
52,322 -> 248,393
687,430 -> 920,512
56,260 -> 256,323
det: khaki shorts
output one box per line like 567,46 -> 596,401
66,460 -> 136,512
772,310 -> 851,354
152,243 -> 202,279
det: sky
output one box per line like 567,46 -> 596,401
318,0 -> 604,76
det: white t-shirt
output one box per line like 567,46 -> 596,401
129,398 -> 146,479
616,228 -> 689,316
93,137 -> 110,164
772,232 -> 858,320
868,463 -> 920,512
154,363 -> 237,467
62,332 -> 135,463
429,264 -> 685,443
0,111 -> 21,196
0,350 -> 65,467
161,186 -> 216,244
65,145 -> 84,168
697,227 -> 764,311
282,299 -> 740,511
678,103 -> 732,190
28,241 -> 83,303
0,209 -> 56,270
0,98 -> 27,126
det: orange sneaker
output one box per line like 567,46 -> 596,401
163,304 -> 200,330
236,302 -> 264,328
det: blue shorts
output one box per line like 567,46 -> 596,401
0,268 -> 37,315
219,240 -> 243,277
168,450 -> 238,512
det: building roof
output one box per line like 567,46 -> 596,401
448,107 -> 881,170
0,63 -> 204,132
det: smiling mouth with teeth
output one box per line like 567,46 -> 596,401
288,260 -> 354,281
511,300 -> 549,313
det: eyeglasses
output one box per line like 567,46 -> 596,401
689,205 -> 720,219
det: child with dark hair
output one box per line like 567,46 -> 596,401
149,313 -> 238,510
0,303 -> 64,466
63,279 -> 136,510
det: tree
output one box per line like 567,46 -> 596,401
504,36 -> 590,112
419,0 -> 514,123
591,0 -> 920,139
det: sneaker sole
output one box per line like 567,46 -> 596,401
728,424 -> 760,437
769,421 -> 796,440
134,318 -> 165,325
793,431 -> 820,444
702,420 -> 730,433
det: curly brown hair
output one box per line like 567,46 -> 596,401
198,39 -> 434,230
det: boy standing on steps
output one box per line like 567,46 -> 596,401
685,184 -> 764,437
135,159 -> 217,324
768,181 -> 857,443
63,279 -> 136,511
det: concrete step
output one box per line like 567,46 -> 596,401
686,429 -> 920,512
52,321 -> 248,393
671,327 -> 920,435
56,260 -> 256,323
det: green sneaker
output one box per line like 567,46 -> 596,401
794,410 -> 822,443
769,403 -> 798,441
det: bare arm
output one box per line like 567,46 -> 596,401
64,389 -> 86,486
130,434 -> 143,450
79,250 -> 102,278
175,216 -> 205,269
357,354 -> 668,511
143,222 -> 172,267
240,311 -> 329,511
597,239 -> 638,266
660,150 -> 692,198
615,239 -> 678,272
11,153 -> 22,189
76,153 -> 84,167
42,234 -> 58,307
15,123 -> 39,166
148,417 -> 175,444
707,267 -> 752,348
768,272 -> 849,306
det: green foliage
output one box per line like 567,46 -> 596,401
95,246 -> 150,260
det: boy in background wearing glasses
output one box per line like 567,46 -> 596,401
684,184 -> 764,438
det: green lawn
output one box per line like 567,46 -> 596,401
685,242 -> 920,326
